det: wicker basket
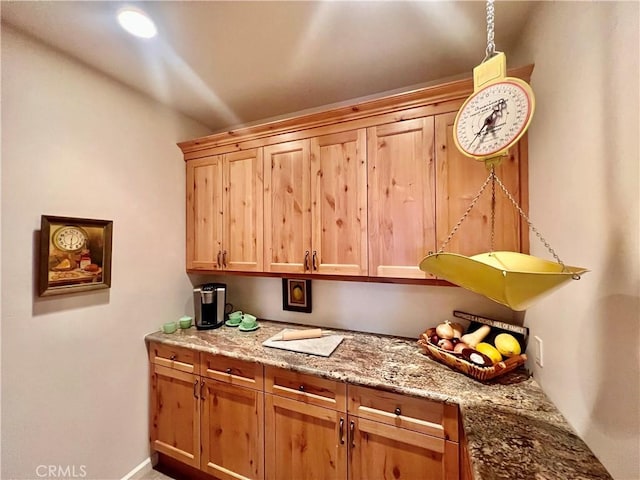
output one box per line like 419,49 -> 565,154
417,338 -> 527,382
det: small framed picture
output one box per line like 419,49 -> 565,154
39,215 -> 113,297
282,278 -> 312,313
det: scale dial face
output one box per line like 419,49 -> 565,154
52,225 -> 88,252
454,78 -> 535,159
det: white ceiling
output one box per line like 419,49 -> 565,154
1,1 -> 537,132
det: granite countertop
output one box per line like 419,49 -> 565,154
145,320 -> 611,480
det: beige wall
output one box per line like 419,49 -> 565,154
193,274 -> 516,339
512,3 -> 639,479
1,26 -> 209,479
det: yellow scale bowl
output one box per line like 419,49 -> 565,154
419,251 -> 588,311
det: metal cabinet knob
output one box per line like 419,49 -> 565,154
299,385 -> 305,392
170,354 -> 176,361
225,368 -> 232,374
394,407 -> 401,416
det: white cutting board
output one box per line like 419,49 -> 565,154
262,329 -> 344,357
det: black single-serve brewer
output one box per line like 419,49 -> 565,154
193,283 -> 231,330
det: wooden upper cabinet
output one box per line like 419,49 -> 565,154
263,140 -> 311,273
187,150 -> 263,272
223,149 -> 264,272
181,65 -> 532,280
367,117 -> 436,279
263,131 -> 368,276
435,111 -> 523,256
310,129 -> 368,276
186,156 -> 223,270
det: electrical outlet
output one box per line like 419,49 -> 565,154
534,336 -> 544,367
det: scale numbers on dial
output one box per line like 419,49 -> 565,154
454,79 -> 534,158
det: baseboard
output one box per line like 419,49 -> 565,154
121,457 -> 152,480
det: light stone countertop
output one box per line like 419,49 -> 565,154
145,320 -> 612,480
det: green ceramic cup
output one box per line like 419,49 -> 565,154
179,316 -> 192,329
227,311 -> 243,326
162,322 -> 178,334
240,314 -> 257,330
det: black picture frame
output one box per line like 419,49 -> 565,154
282,278 -> 312,313
39,215 -> 113,297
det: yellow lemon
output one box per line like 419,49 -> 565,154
494,333 -> 522,357
292,286 -> 304,301
476,343 -> 503,364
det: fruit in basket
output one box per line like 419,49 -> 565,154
430,334 -> 440,345
461,348 -> 493,367
495,333 -> 521,357
461,325 -> 491,348
476,342 -> 503,364
453,342 -> 469,354
450,322 -> 465,338
437,338 -> 454,351
436,321 -> 455,339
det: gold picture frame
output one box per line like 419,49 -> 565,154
39,215 -> 113,297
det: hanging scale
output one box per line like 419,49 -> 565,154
419,0 -> 587,311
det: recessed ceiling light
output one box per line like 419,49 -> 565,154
117,7 -> 157,39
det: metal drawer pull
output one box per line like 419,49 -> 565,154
304,251 -> 310,271
339,418 -> 345,444
350,420 -> 355,448
193,379 -> 199,399
312,250 -> 318,270
200,380 -> 205,399
217,250 -> 222,267
222,250 -> 227,267
395,407 -> 402,416
225,368 -> 232,374
298,385 -> 305,392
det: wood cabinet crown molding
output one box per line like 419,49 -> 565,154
178,64 -> 534,158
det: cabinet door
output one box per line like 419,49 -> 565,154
310,129 -> 368,276
223,149 -> 264,272
186,156 -> 223,270
265,394 -> 346,480
201,380 -> 264,480
150,365 -> 200,468
349,417 -> 459,480
263,140 -> 311,273
367,118 -> 436,278
435,111 -> 523,255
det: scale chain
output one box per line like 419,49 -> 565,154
490,166 -> 496,252
485,0 -> 496,59
492,174 -> 576,275
436,166 -> 578,278
437,169 -> 494,254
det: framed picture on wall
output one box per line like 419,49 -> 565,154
282,278 -> 312,313
39,215 -> 113,297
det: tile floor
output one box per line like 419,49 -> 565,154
139,469 -> 175,480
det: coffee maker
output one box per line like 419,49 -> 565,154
193,283 -> 227,330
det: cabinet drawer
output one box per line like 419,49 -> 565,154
348,385 -> 458,441
265,366 -> 346,411
149,342 -> 198,374
200,353 -> 264,391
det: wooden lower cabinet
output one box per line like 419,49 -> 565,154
150,364 -> 201,469
350,417 -> 459,480
150,345 -> 461,480
265,394 -> 346,480
150,343 -> 264,480
201,380 -> 264,480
